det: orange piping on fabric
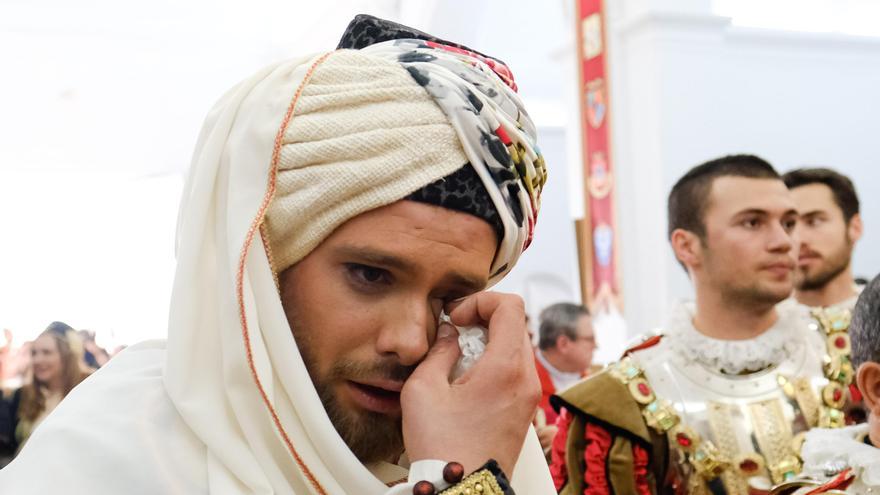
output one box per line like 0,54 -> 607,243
237,52 -> 333,495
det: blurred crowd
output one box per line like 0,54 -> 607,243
0,322 -> 123,466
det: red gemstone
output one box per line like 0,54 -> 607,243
739,460 -> 759,473
833,389 -> 843,402
676,433 -> 692,447
835,336 -> 847,349
637,383 -> 651,396
442,462 -> 465,484
413,480 -> 436,495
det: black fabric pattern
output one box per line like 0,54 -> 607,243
338,15 -> 512,242
482,459 -> 515,494
406,165 -> 504,241
337,14 -> 508,67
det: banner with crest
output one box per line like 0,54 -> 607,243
575,0 -> 621,312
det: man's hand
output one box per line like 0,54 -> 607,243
400,292 -> 541,476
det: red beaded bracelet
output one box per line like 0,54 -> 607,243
442,462 -> 464,484
412,462 -> 466,495
412,480 -> 436,495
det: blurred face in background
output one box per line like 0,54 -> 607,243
31,334 -> 63,386
691,177 -> 799,306
790,183 -> 860,291
563,315 -> 596,372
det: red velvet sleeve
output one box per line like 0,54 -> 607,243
549,408 -> 572,491
632,441 -> 652,495
554,409 -> 648,495
583,420 -> 613,495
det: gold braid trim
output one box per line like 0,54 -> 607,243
811,307 -> 854,429
608,358 -> 729,483
748,399 -> 799,484
439,469 -> 504,495
707,402 -> 750,495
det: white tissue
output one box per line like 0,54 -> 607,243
440,313 -> 488,380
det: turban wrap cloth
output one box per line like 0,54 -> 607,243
265,15 -> 547,284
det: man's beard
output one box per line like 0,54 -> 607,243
293,323 -> 414,463
797,239 -> 852,291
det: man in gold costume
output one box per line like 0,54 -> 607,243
549,155 -> 858,494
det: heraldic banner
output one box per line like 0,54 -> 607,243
574,0 -> 621,313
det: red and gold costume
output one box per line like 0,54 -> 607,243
550,301 -> 857,495
769,423 -> 878,494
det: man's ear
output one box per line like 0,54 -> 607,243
554,334 -> 570,351
670,228 -> 702,270
848,213 -> 864,244
856,362 -> 880,413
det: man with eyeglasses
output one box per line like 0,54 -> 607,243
533,303 -> 595,428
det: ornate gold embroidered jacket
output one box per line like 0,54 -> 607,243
551,304 -> 857,495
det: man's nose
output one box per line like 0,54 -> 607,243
768,223 -> 794,253
374,301 -> 433,367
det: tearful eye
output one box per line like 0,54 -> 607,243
345,263 -> 392,289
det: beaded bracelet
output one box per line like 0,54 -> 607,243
412,460 -> 509,495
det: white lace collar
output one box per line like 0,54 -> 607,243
801,424 -> 880,487
664,300 -> 808,375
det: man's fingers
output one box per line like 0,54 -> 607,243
446,292 -> 514,327
408,323 -> 461,385
447,292 -> 526,361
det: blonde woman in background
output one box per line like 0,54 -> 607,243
2,322 -> 90,461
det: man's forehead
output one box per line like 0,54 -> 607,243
576,314 -> 594,332
790,183 -> 839,214
706,176 -> 795,216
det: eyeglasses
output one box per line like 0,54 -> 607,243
572,335 -> 596,345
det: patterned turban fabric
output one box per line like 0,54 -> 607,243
266,15 -> 547,283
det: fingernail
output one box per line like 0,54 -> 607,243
438,323 -> 457,339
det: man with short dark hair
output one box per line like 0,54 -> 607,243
533,303 -> 594,425
782,167 -> 863,309
550,155 -> 855,494
776,274 -> 880,493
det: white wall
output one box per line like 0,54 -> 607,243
606,0 -> 880,337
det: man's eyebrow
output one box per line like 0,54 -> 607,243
335,246 -> 414,273
733,208 -> 768,217
799,209 -> 826,217
733,208 -> 798,218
